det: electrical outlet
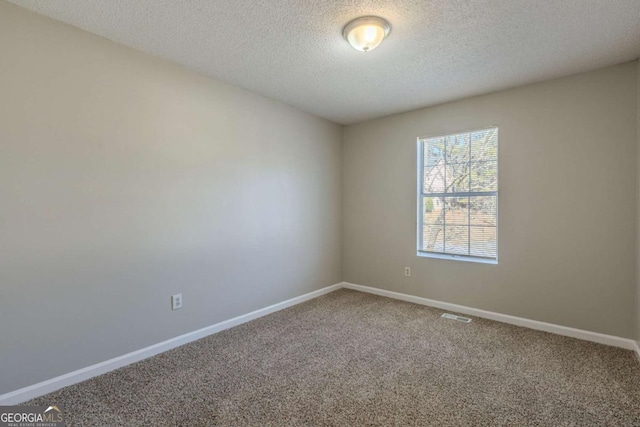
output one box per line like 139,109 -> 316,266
404,267 -> 411,277
171,293 -> 183,310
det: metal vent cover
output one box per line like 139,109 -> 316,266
441,313 -> 472,323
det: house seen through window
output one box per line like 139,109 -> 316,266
418,128 -> 498,262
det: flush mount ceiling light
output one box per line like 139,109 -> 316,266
342,16 -> 391,53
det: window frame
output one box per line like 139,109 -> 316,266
416,127 -> 499,264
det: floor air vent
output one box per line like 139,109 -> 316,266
441,313 -> 472,323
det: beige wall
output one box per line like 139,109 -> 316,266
343,62 -> 638,339
0,2 -> 342,394
637,59 -> 640,343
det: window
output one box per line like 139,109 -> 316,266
417,128 -> 498,263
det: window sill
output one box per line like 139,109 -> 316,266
417,251 -> 498,265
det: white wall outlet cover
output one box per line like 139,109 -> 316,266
171,294 -> 183,310
404,267 -> 411,277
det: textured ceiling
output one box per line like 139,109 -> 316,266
7,0 -> 640,124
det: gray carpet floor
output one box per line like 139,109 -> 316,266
26,289 -> 640,426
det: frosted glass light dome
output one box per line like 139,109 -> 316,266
343,16 -> 391,53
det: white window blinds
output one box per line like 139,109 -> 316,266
418,128 -> 498,262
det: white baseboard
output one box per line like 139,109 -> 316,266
0,283 -> 342,405
342,282 -> 637,350
2,281 -> 636,404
